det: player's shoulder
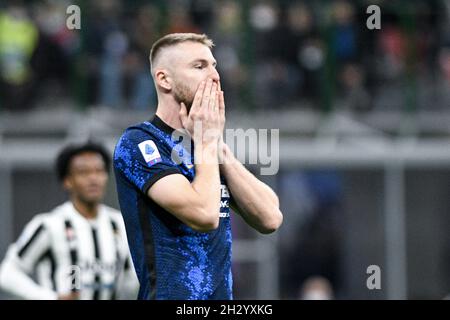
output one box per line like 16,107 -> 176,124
101,204 -> 122,218
13,212 -> 52,252
24,212 -> 51,229
115,121 -> 162,156
100,205 -> 127,232
102,204 -> 125,223
114,121 -> 173,165
20,202 -> 68,232
37,202 -> 77,228
118,121 -> 159,144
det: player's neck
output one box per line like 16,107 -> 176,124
155,96 -> 183,131
71,198 -> 99,220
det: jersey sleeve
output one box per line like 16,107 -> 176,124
114,128 -> 182,194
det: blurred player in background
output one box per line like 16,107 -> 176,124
114,33 -> 283,300
0,142 -> 139,300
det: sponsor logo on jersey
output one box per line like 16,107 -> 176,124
138,140 -> 162,166
220,184 -> 231,218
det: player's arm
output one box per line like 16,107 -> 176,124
148,79 -> 222,232
147,164 -> 220,232
219,142 -> 283,234
0,216 -> 59,300
216,84 -> 282,234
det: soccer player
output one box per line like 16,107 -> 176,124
0,142 -> 139,300
114,33 -> 283,300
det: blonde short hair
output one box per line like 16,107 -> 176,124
149,33 -> 214,71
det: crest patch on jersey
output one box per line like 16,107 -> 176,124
138,140 -> 162,167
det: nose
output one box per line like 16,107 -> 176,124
209,66 -> 220,82
86,170 -> 105,183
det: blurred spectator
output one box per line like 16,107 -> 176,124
190,0 -> 215,31
31,0 -> 77,105
77,0 -> 124,107
330,0 -> 358,63
125,4 -> 160,110
376,25 -> 407,81
0,3 -> 39,111
95,0 -> 127,108
1,1 -> 449,113
79,0 -> 156,110
99,30 -> 128,108
435,47 -> 450,108
279,169 -> 343,299
299,276 -> 335,300
439,47 -> 450,84
338,63 -> 371,111
288,2 -> 323,102
211,0 -> 246,108
250,1 -> 298,109
33,0 -> 79,57
166,2 -> 201,34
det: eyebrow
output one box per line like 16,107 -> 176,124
190,59 -> 217,67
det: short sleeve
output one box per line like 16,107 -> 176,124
114,129 -> 181,194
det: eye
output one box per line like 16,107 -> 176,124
194,65 -> 204,69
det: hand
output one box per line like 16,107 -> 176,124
217,81 -> 226,140
179,78 -> 222,147
58,292 -> 80,300
216,81 -> 227,163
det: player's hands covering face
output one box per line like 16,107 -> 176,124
179,79 -> 225,146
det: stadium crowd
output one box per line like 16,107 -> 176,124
0,0 -> 449,113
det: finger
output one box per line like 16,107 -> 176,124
208,82 -> 218,112
217,82 -> 223,113
191,80 -> 206,113
202,78 -> 213,109
211,90 -> 219,114
215,91 -> 220,113
219,90 -> 225,117
214,87 -> 220,114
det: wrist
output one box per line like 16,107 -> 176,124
219,142 -> 235,166
195,141 -> 219,165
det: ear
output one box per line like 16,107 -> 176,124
63,177 -> 72,192
154,69 -> 172,91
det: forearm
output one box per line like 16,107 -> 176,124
220,143 -> 282,233
191,143 -> 221,224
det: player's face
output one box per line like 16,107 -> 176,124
171,42 -> 220,110
64,152 -> 108,205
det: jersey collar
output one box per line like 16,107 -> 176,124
150,115 -> 176,135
